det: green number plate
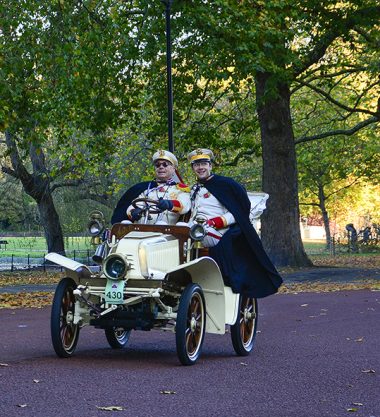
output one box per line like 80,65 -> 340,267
105,280 -> 125,304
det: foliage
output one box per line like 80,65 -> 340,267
1,0 -> 379,265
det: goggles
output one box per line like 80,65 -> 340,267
154,161 -> 172,168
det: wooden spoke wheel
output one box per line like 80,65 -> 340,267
51,278 -> 80,358
176,283 -> 206,366
230,295 -> 258,356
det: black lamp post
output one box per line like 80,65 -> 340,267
161,0 -> 174,152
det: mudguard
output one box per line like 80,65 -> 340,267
45,252 -> 93,281
166,257 -> 239,335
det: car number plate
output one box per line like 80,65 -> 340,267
105,280 -> 125,304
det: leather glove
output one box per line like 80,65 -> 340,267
130,208 -> 143,222
157,198 -> 174,212
206,217 -> 225,229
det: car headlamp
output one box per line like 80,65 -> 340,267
87,210 -> 105,237
88,219 -> 104,236
103,254 -> 130,280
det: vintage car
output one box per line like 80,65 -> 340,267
46,192 -> 268,365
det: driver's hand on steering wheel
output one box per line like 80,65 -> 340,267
130,207 -> 143,222
157,198 -> 174,212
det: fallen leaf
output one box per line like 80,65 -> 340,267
160,390 -> 176,395
96,406 -> 125,411
361,369 -> 375,374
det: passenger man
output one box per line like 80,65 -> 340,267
111,150 -> 191,225
187,148 -> 282,298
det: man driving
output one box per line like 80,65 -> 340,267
187,148 -> 282,298
111,150 -> 190,225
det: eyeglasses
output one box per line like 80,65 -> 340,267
154,161 -> 172,168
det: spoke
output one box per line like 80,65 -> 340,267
240,320 -> 245,339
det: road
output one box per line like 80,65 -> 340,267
0,290 -> 379,417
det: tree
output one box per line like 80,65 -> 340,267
2,1 -> 379,265
144,0 -> 380,266
0,1 -> 150,251
297,136 -> 374,248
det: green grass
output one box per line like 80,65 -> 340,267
0,236 -> 377,258
0,236 -> 93,257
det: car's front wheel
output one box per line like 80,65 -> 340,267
176,283 -> 206,366
230,295 -> 258,356
105,328 -> 131,349
51,277 -> 80,358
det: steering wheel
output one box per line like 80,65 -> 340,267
131,198 -> 162,214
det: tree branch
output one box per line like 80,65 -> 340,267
1,165 -> 18,178
50,179 -> 84,193
224,147 -> 260,167
4,130 -> 32,184
294,6 -> 380,77
297,80 -> 377,116
295,116 -> 379,144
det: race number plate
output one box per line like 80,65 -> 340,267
105,280 -> 125,304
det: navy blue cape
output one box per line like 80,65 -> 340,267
204,175 -> 283,298
111,181 -> 153,224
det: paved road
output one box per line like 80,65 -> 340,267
0,290 -> 379,417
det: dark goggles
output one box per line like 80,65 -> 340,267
154,161 -> 172,168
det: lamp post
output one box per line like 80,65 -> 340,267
161,0 -> 174,152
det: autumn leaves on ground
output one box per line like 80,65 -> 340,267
0,255 -> 379,309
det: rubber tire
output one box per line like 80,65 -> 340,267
230,295 -> 258,356
105,328 -> 131,349
176,283 -> 206,366
51,277 -> 80,358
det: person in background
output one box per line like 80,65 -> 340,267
111,150 -> 190,225
187,148 -> 282,298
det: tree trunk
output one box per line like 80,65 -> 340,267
3,130 -> 65,254
256,73 -> 312,267
318,184 -> 332,250
37,193 -> 65,254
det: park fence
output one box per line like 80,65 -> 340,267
0,250 -> 95,272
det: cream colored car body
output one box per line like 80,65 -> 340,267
46,192 -> 267,340
46,227 -> 239,336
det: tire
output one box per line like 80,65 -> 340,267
176,283 -> 206,366
105,328 -> 131,349
230,295 -> 258,356
51,277 -> 80,358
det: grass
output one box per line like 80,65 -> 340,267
0,236 -> 93,257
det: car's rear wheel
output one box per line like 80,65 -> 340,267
51,277 -> 80,358
105,328 -> 131,349
230,295 -> 258,356
176,283 -> 206,366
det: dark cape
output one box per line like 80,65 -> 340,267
111,181 -> 153,224
204,174 -> 283,298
